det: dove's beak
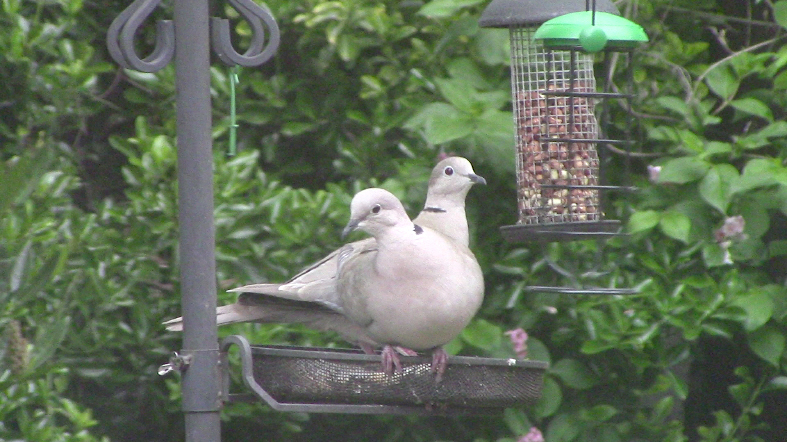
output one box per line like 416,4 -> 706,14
468,173 -> 487,185
342,219 -> 361,239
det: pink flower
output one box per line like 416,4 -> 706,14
518,427 -> 544,442
714,215 -> 746,243
505,328 -> 528,359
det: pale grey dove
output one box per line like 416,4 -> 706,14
164,157 -> 486,377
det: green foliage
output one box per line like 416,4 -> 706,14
2,0 -> 787,441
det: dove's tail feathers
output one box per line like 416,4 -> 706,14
162,293 -> 377,347
162,303 -> 255,332
162,316 -> 184,332
227,283 -> 284,295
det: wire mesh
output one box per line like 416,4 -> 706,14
222,340 -> 548,412
510,27 -> 602,226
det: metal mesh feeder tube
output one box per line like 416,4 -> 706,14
480,1 -> 649,295
511,32 -> 605,229
480,0 -> 638,242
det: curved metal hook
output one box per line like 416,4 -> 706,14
107,1 -> 137,69
211,0 -> 280,67
107,0 -> 174,72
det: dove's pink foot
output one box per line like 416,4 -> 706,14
431,347 -> 448,382
359,342 -> 376,355
381,345 -> 403,375
394,346 -> 418,356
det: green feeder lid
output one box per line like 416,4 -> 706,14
533,11 -> 648,52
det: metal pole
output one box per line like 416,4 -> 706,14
174,0 -> 221,440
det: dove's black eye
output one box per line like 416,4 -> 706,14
444,166 -> 454,176
371,204 -> 381,214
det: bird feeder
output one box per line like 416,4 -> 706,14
219,335 -> 548,414
480,0 -> 647,243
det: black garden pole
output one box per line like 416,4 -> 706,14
107,0 -> 279,439
173,0 -> 222,440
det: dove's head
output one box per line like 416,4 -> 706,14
343,188 -> 410,239
426,156 -> 486,202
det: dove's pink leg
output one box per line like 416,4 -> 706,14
394,346 -> 418,356
381,345 -> 403,375
431,347 -> 448,382
359,342 -> 376,355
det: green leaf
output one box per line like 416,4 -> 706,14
446,57 -> 489,90
735,121 -> 787,150
550,359 -> 600,390
730,97 -> 773,122
0,148 -> 55,215
474,28 -> 510,65
728,380 -> 753,409
655,96 -> 691,119
581,339 -> 618,354
705,64 -> 739,99
434,77 -> 476,113
667,370 -> 689,400
700,141 -> 732,159
775,70 -> 787,90
651,396 -> 675,423
545,412 -> 581,442
733,159 -> 781,194
739,199 -> 770,239
526,337 -> 551,364
417,0 -> 483,18
730,289 -> 774,331
660,211 -> 691,243
698,164 -> 738,214
747,325 -> 785,367
29,315 -> 71,370
678,129 -> 705,153
581,404 -> 618,422
702,320 -> 734,338
428,112 -> 475,144
503,408 -> 531,436
534,376 -> 562,418
281,121 -> 317,136
460,318 -> 502,350
405,102 -> 474,144
775,0 -> 787,30
657,157 -> 710,184
729,236 -> 767,262
10,240 -> 31,292
628,210 -> 660,233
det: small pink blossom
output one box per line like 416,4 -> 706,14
647,165 -> 661,183
714,215 -> 746,243
505,327 -> 528,359
518,427 -> 544,442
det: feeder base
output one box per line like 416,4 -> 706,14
220,335 -> 548,415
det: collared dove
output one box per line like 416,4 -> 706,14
164,157 -> 486,377
333,187 -> 484,376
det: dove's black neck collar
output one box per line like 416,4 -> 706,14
423,206 -> 447,213
413,224 -> 424,235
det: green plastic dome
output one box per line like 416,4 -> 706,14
533,11 -> 648,52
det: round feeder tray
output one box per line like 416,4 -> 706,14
220,335 -> 548,415
500,220 -> 623,243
